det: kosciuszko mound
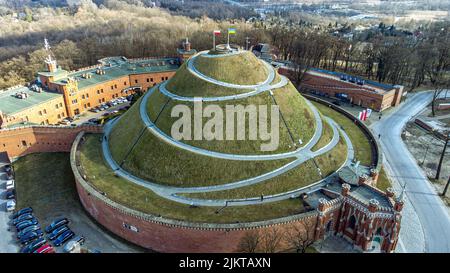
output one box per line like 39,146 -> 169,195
76,47 -> 356,225
107,49 -> 346,190
71,46 -> 395,253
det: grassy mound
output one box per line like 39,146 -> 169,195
151,84 -> 316,155
311,102 -> 372,165
183,132 -> 347,200
165,62 -> 252,97
79,134 -> 307,223
109,99 -> 295,187
193,51 -> 269,85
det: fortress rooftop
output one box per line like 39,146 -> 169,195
47,56 -> 180,90
0,86 -> 62,115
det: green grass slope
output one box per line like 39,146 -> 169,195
80,134 -> 307,223
194,51 -> 269,85
108,100 -> 295,187
165,62 -> 252,97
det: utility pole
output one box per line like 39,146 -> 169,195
245,36 -> 250,50
435,135 -> 449,180
443,176 -> 450,196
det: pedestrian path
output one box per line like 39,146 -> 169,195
97,50 -> 356,207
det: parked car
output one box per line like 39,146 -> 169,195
16,219 -> 38,231
6,180 -> 14,191
12,207 -> 33,219
12,213 -> 33,225
63,240 -> 80,253
20,237 -> 47,253
17,224 -> 41,238
53,230 -> 75,247
14,216 -> 37,228
88,118 -> 98,123
6,190 -> 15,200
20,231 -> 43,245
332,101 -> 341,106
45,217 -> 69,233
48,225 -> 69,241
6,200 -> 16,212
34,244 -> 55,253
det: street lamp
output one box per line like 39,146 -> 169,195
435,133 -> 449,180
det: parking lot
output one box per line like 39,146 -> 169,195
3,152 -> 145,253
66,97 -> 131,126
0,167 -> 19,253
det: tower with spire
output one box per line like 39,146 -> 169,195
177,33 -> 196,63
44,38 -> 58,73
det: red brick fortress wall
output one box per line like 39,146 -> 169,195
0,125 -> 103,158
70,132 -> 320,253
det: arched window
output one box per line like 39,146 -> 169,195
348,215 -> 356,230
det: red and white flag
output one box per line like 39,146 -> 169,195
359,110 -> 367,121
213,30 -> 221,36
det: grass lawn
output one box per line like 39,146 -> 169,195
107,105 -> 296,187
78,134 -> 307,223
182,159 -> 321,199
166,62 -> 251,97
312,102 -> 372,166
311,116 -> 333,152
272,82 -> 316,147
183,133 -> 347,200
376,167 -> 392,192
13,153 -> 81,227
152,88 -> 315,155
194,51 -> 269,85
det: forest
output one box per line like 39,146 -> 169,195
0,0 -> 448,95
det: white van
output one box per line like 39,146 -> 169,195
6,200 -> 16,212
5,180 -> 14,191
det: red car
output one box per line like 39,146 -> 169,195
34,244 -> 55,253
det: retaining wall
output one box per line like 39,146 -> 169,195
71,132 -> 321,252
0,125 -> 103,159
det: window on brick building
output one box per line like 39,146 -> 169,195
86,94 -> 89,98
146,78 -> 149,82
72,99 -> 77,104
150,78 -> 153,82
55,104 -> 59,109
101,89 -> 104,93
62,112 -> 65,117
111,86 -> 114,90
58,114 -> 61,119
124,81 -> 127,86
97,90 -> 100,94
59,103 -> 63,107
43,109 -> 47,114
115,84 -> 117,89
87,103 -> 91,107
39,111 -> 42,116
21,141 -> 27,147
135,79 -> 138,84
161,77 -> 164,81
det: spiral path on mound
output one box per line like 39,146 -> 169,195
101,51 -> 355,206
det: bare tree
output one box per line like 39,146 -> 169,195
237,230 -> 260,253
283,220 -> 316,253
259,227 -> 283,253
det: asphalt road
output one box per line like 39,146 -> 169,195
372,91 -> 450,253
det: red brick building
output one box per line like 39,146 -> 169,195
278,67 -> 404,112
0,40 -> 196,128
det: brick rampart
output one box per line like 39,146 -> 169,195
70,132 -> 321,253
0,125 -> 103,159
